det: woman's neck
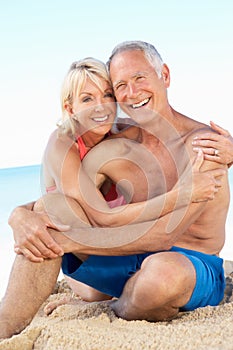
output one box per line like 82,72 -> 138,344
77,131 -> 106,149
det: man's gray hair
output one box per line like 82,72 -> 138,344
107,40 -> 164,78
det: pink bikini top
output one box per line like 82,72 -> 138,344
76,136 -> 89,161
47,135 -> 126,207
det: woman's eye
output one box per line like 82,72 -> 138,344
105,92 -> 114,98
82,97 -> 92,103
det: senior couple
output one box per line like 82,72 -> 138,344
1,40 -> 233,339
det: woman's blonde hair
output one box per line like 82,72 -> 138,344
59,57 -> 112,135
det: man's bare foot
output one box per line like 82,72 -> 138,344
44,294 -> 86,316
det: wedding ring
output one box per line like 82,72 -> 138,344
214,149 -> 219,156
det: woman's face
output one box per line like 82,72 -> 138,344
71,77 -> 116,136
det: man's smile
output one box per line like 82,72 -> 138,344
131,97 -> 150,109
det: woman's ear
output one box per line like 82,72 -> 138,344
64,102 -> 73,115
161,64 -> 170,87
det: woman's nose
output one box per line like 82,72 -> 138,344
94,102 -> 105,112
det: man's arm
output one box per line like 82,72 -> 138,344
11,132 -> 225,261
9,201 -> 66,262
41,132 -> 223,228
49,136 -> 227,256
47,200 -> 205,256
81,139 -> 225,226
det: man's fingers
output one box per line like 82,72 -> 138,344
14,246 -> 44,263
30,228 -> 64,257
15,240 -> 47,260
14,246 -> 23,255
17,229 -> 64,259
40,233 -> 64,257
28,234 -> 63,258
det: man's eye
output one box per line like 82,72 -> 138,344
136,76 -> 145,81
115,83 -> 126,91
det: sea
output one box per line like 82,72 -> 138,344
0,165 -> 232,299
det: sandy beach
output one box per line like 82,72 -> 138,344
0,261 -> 232,350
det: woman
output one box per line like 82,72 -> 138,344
11,57 -> 225,302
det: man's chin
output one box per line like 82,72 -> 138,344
126,107 -> 156,125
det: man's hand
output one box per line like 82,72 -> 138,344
9,206 -> 69,262
178,150 -> 225,203
192,121 -> 233,167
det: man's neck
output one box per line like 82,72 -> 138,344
139,106 -> 179,143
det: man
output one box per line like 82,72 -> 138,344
0,41 -> 231,338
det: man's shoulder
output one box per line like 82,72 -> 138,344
174,110 -> 210,139
110,125 -> 140,140
181,116 -> 213,142
186,125 -> 211,141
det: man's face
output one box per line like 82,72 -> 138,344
109,50 -> 169,124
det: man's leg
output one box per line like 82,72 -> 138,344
110,252 -> 196,321
0,254 -> 61,339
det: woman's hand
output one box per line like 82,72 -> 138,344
9,204 -> 69,262
178,150 -> 226,203
192,121 -> 233,167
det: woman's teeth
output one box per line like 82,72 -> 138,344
132,98 -> 149,109
93,115 -> 108,122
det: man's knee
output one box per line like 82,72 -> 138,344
135,252 -> 196,302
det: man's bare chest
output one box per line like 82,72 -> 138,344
105,141 -> 179,202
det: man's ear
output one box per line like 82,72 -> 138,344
161,64 -> 170,87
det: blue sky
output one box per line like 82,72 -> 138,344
1,0 -> 233,168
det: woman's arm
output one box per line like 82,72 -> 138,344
192,121 -> 233,167
48,132 -> 224,228
11,135 -> 226,261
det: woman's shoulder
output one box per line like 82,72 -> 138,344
47,128 -> 75,149
44,128 -> 78,163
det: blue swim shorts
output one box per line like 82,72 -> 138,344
62,246 -> 226,311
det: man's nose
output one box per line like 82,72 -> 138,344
127,82 -> 138,97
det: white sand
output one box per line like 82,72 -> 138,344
0,261 -> 232,350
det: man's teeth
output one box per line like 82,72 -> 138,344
132,98 -> 149,109
93,115 -> 108,122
